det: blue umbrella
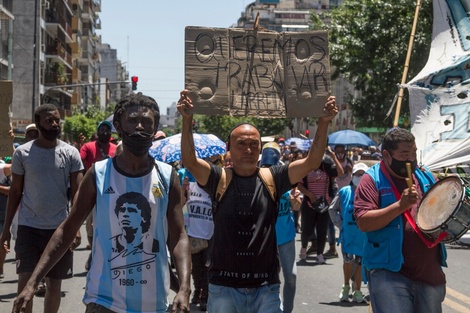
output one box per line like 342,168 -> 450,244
285,137 -> 312,152
328,130 -> 375,147
149,133 -> 226,163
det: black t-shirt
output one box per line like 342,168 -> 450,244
202,164 -> 293,288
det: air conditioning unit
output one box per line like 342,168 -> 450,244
42,0 -> 50,10
41,44 -> 46,52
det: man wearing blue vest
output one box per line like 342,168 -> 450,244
354,128 -> 447,313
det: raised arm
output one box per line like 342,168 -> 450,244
288,96 -> 338,184
177,89 -> 211,186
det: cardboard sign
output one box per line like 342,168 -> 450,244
0,81 -> 13,157
185,27 -> 330,117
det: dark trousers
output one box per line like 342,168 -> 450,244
191,247 -> 209,301
300,202 -> 329,255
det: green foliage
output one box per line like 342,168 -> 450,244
314,0 -> 433,127
198,115 -> 287,141
63,103 -> 116,143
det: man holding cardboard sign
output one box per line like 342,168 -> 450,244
178,89 -> 337,312
185,27 -> 331,118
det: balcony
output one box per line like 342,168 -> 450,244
72,67 -> 81,83
45,14 -> 73,43
0,0 -> 13,19
45,44 -> 73,67
69,42 -> 81,55
72,16 -> 82,34
71,91 -> 82,107
57,107 -> 72,119
72,0 -> 84,10
92,0 -> 101,12
45,71 -> 70,86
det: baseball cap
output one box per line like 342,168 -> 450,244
352,162 -> 369,174
97,121 -> 112,130
259,142 -> 281,167
154,130 -> 166,140
25,123 -> 37,133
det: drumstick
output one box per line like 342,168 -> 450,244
406,162 -> 413,189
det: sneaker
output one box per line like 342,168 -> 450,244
199,300 -> 207,311
85,253 -> 92,271
316,254 -> 326,264
299,248 -> 307,260
352,290 -> 364,303
324,249 -> 338,258
339,284 -> 350,302
306,244 -> 317,256
191,291 -> 200,304
35,280 -> 46,297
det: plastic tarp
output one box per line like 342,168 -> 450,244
406,0 -> 470,171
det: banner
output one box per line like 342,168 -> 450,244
185,27 -> 331,118
407,0 -> 470,170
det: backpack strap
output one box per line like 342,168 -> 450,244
216,167 -> 233,203
258,167 -> 276,202
214,167 -> 276,212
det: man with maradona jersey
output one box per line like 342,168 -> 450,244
12,93 -> 191,313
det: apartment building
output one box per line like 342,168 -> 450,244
0,0 -> 13,81
10,0 -> 125,133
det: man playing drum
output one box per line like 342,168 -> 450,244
354,128 -> 447,313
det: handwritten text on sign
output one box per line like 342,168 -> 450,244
185,27 -> 330,118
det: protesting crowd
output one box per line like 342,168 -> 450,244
0,90 -> 450,313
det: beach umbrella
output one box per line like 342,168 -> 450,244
328,129 -> 375,147
149,133 -> 226,163
285,137 -> 312,152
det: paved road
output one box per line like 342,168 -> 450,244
0,224 -> 469,312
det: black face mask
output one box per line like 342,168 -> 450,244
121,131 -> 153,156
38,125 -> 61,142
389,156 -> 418,178
98,133 -> 111,143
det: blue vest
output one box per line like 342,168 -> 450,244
364,163 -> 447,272
338,186 -> 366,256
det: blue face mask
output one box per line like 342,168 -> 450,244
259,148 -> 280,167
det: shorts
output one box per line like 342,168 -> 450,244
15,225 -> 73,279
85,303 -> 117,313
341,251 -> 362,264
0,220 -> 4,234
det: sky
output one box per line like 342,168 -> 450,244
99,0 -> 248,114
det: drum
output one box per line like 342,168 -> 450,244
417,176 -> 470,243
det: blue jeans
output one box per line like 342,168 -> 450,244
368,269 -> 445,313
278,240 -> 297,313
207,283 -> 281,313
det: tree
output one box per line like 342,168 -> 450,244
313,0 -> 433,127
173,115 -> 288,142
63,103 -> 116,143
